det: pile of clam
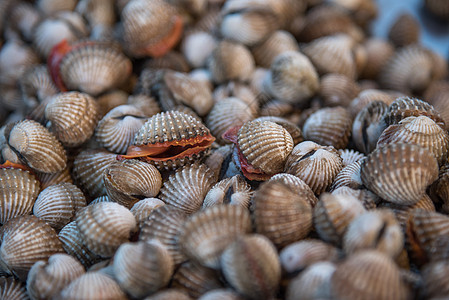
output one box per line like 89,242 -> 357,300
1,0 -> 449,299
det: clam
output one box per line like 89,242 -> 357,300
179,205 -> 252,269
319,73 -> 360,107
252,180 -> 313,248
139,205 -> 189,265
424,80 -> 449,131
26,253 -> 85,300
430,164 -> 449,213
0,40 -> 39,87
96,90 -> 129,118
223,120 -> 294,181
361,143 -> 439,205
220,234 -> 281,300
359,38 -> 395,80
420,261 -> 449,299
2,119 -> 67,173
338,149 -> 365,166
113,241 -> 174,298
349,88 -> 395,119
35,167 -> 72,190
203,144 -> 233,180
127,94 -> 161,117
198,289 -> 244,300
117,111 -> 215,170
251,30 -> 299,68
145,289 -> 193,300
253,116 -> 303,145
0,276 -> 29,299
130,198 -> 165,228
388,13 -> 420,47
103,159 -> 162,209
332,186 -> 379,210
33,182 -> 87,230
45,91 -> 99,147
75,202 -> 137,257
330,160 -> 364,191
213,81 -> 259,115
0,168 -> 40,224
181,31 -> 217,68
6,2 -> 41,42
76,0 -> 116,40
203,175 -> 252,208
269,173 -> 318,207
37,0 -> 78,15
0,215 -> 64,281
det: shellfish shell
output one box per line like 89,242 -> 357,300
388,13 -> 420,47
130,198 -> 165,228
269,173 -> 318,207
251,30 -> 299,68
203,175 -> 252,208
420,261 -> 449,299
181,31 -> 217,68
359,38 -> 395,80
319,73 -> 360,107
0,277 -> 29,300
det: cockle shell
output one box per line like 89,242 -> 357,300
145,289 -> 193,300
269,173 -> 318,207
76,0 -> 116,40
254,116 -> 303,145
96,90 -> 129,118
0,168 -> 40,224
388,13 -> 420,47
349,88 -> 395,118
424,80 -> 449,131
359,38 -> 395,80
103,159 -> 162,209
0,40 -> 39,87
361,143 -> 439,205
33,182 -> 87,230
127,94 -> 162,117
338,149 -> 365,166
159,163 -> 215,214
6,2 -> 41,42
130,198 -> 165,228
139,205 -> 189,265
202,144 -> 233,181
252,180 -> 312,248
181,31 -> 217,68
26,253 -> 85,300
319,73 -> 360,107
3,119 -> 67,173
213,81 -> 259,116
0,277 -> 29,300
303,106 -> 352,149
0,215 -> 64,281
58,272 -> 127,300
142,51 -> 191,73
251,30 -> 299,68
203,175 -> 252,208
179,205 -> 252,269
75,202 -> 136,257
37,0 -> 78,15
313,193 -> 366,247
430,164 -> 449,213
332,186 -> 379,210
420,261 -> 449,299
45,91 -> 99,147
330,250 -> 409,300
198,289 -> 244,300
220,234 -> 281,300
113,241 -> 174,298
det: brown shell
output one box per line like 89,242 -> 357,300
139,205 -> 189,265
4,119 -> 67,173
75,202 -> 137,257
35,167 -> 73,190
0,168 -> 40,224
144,289 -> 193,300
252,180 -> 313,248
0,40 -> 39,87
332,186 -> 379,210
220,234 -> 281,300
59,42 -> 132,96
0,215 -> 64,281
179,205 -> 252,269
421,261 -> 449,299
330,160 -> 364,191
302,106 -> 352,149
198,289 -> 244,300
213,81 -> 259,116
130,198 -> 165,228
251,30 -> 299,68
425,0 -> 449,19
37,0 -> 77,16
0,277 -> 29,300
319,73 -> 360,107
269,173 -> 318,207
360,38 -> 395,79
349,88 -> 395,119
26,253 -> 85,300
113,241 -> 174,298
279,239 -> 341,274
203,175 -> 252,208
96,90 -> 129,118
338,149 -> 365,166
331,250 -> 409,300
253,116 -> 304,145
127,94 -> 162,117
424,80 -> 449,131
361,143 -> 439,205
33,182 -> 87,230
388,13 -> 420,47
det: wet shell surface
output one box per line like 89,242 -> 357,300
0,168 -> 40,224
0,215 -> 64,281
361,143 -> 439,205
75,202 -> 137,257
203,175 -> 252,208
179,205 -> 252,269
220,234 -> 281,300
45,91 -> 99,147
3,119 -> 67,173
33,182 -> 87,230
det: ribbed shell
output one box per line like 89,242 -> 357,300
254,116 -> 303,145
58,221 -> 102,268
213,81 -> 259,115
319,73 -> 360,107
130,198 -> 165,228
252,181 -> 312,248
198,289 -> 244,300
35,167 -> 73,190
159,163 -> 215,214
26,254 -> 85,300
332,186 -> 379,210
338,149 -> 365,166
237,120 -> 294,176
179,205 -> 252,269
58,272 -> 127,300
361,143 -> 439,205
0,215 -> 64,281
45,92 -> 99,147
139,205 -> 189,265
206,97 -> 255,145
360,38 -> 395,79
96,90 -> 129,118
269,173 -> 318,207
127,94 -> 162,117
220,234 -> 281,300
33,182 -> 87,230
0,277 -> 29,300
75,202 -> 136,257
421,261 -> 449,299
313,193 -> 366,247
251,30 -> 299,68
113,241 -> 174,298
377,116 -> 449,165
104,160 -> 162,209
279,239 -> 341,274
349,88 -> 395,118
4,120 -> 67,173
267,50 -> 319,105
330,160 -> 364,191
59,42 -> 132,96
388,13 -> 420,47
145,289 -> 193,300
331,250 -> 409,300
0,168 -> 40,224
303,107 -> 352,149
72,149 -> 117,199
203,175 -> 252,208
284,141 -> 344,195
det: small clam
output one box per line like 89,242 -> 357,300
332,186 -> 379,210
361,143 -> 439,205
430,164 -> 449,213
269,173 -> 318,207
349,88 -> 395,118
359,38 -> 395,80
96,90 -> 129,118
319,73 -> 360,107
198,289 -> 244,300
113,241 -> 174,298
26,253 -> 85,300
76,0 -> 116,39
0,277 -> 29,300
338,149 -> 365,166
420,261 -> 449,299
220,234 -> 281,300
127,94 -> 161,117
145,289 -> 193,300
33,182 -> 87,230
213,81 -> 259,115
75,202 -> 136,257
6,2 -> 41,42
142,51 -> 191,73
330,160 -> 364,191
181,31 -> 217,68
253,116 -> 303,145
203,175 -> 252,208
252,180 -> 313,248
0,215 -> 64,281
45,91 -> 99,147
130,198 -> 165,228
251,30 -> 299,68
388,13 -> 420,47
118,111 -> 215,170
179,205 -> 252,269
